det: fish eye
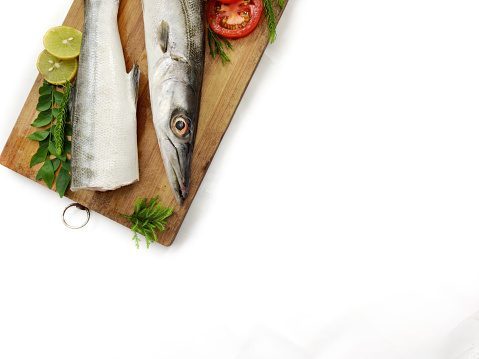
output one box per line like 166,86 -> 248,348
172,116 -> 190,137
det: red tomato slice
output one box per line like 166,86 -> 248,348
207,0 -> 264,39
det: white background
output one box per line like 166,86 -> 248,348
1,0 -> 479,358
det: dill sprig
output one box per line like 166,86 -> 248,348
263,0 -> 278,44
118,196 -> 174,249
54,80 -> 72,155
207,23 -> 234,65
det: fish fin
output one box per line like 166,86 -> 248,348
158,20 -> 169,53
128,63 -> 140,105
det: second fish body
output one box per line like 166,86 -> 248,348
70,0 -> 140,192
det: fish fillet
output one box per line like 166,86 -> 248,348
70,0 -> 140,192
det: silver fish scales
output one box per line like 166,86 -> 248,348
70,0 -> 140,191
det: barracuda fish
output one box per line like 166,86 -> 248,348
142,0 -> 205,205
70,0 -> 140,191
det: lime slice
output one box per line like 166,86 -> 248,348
37,50 -> 78,85
43,26 -> 82,60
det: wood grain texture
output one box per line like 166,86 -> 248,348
0,0 -> 288,246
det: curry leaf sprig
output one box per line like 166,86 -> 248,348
27,80 -> 72,198
118,196 -> 174,249
207,23 -> 234,65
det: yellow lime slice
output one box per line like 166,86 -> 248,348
43,26 -> 82,60
36,50 -> 78,85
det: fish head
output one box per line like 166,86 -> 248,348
153,73 -> 198,206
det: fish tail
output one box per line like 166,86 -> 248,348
128,63 -> 140,105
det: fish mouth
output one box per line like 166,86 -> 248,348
170,163 -> 188,206
163,136 -> 190,206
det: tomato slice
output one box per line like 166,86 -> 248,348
207,0 -> 263,39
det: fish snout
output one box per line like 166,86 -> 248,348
159,133 -> 192,206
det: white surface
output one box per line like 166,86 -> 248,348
1,0 -> 479,358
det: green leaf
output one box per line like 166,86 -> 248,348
52,108 -> 59,118
39,138 -> 49,147
61,158 -> 71,172
36,94 -> 53,111
52,158 -> 61,171
31,110 -> 53,127
39,84 -> 53,96
37,109 -> 52,118
30,144 -> 49,167
31,117 -> 53,128
56,167 -> 70,198
27,130 -> 50,141
38,93 -> 52,102
65,123 -> 72,137
40,158 -> 55,189
53,91 -> 64,105
36,170 -> 42,181
36,102 -> 52,112
49,140 -> 67,161
64,140 -> 71,154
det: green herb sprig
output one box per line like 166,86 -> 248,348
118,196 -> 174,249
27,80 -> 72,198
54,80 -> 72,155
263,0 -> 284,44
207,23 -> 234,65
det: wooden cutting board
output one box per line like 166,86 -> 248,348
0,0 -> 288,246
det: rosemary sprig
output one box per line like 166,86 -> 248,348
118,196 -> 174,249
207,23 -> 234,65
27,80 -> 72,198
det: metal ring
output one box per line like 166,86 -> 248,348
62,203 -> 90,229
